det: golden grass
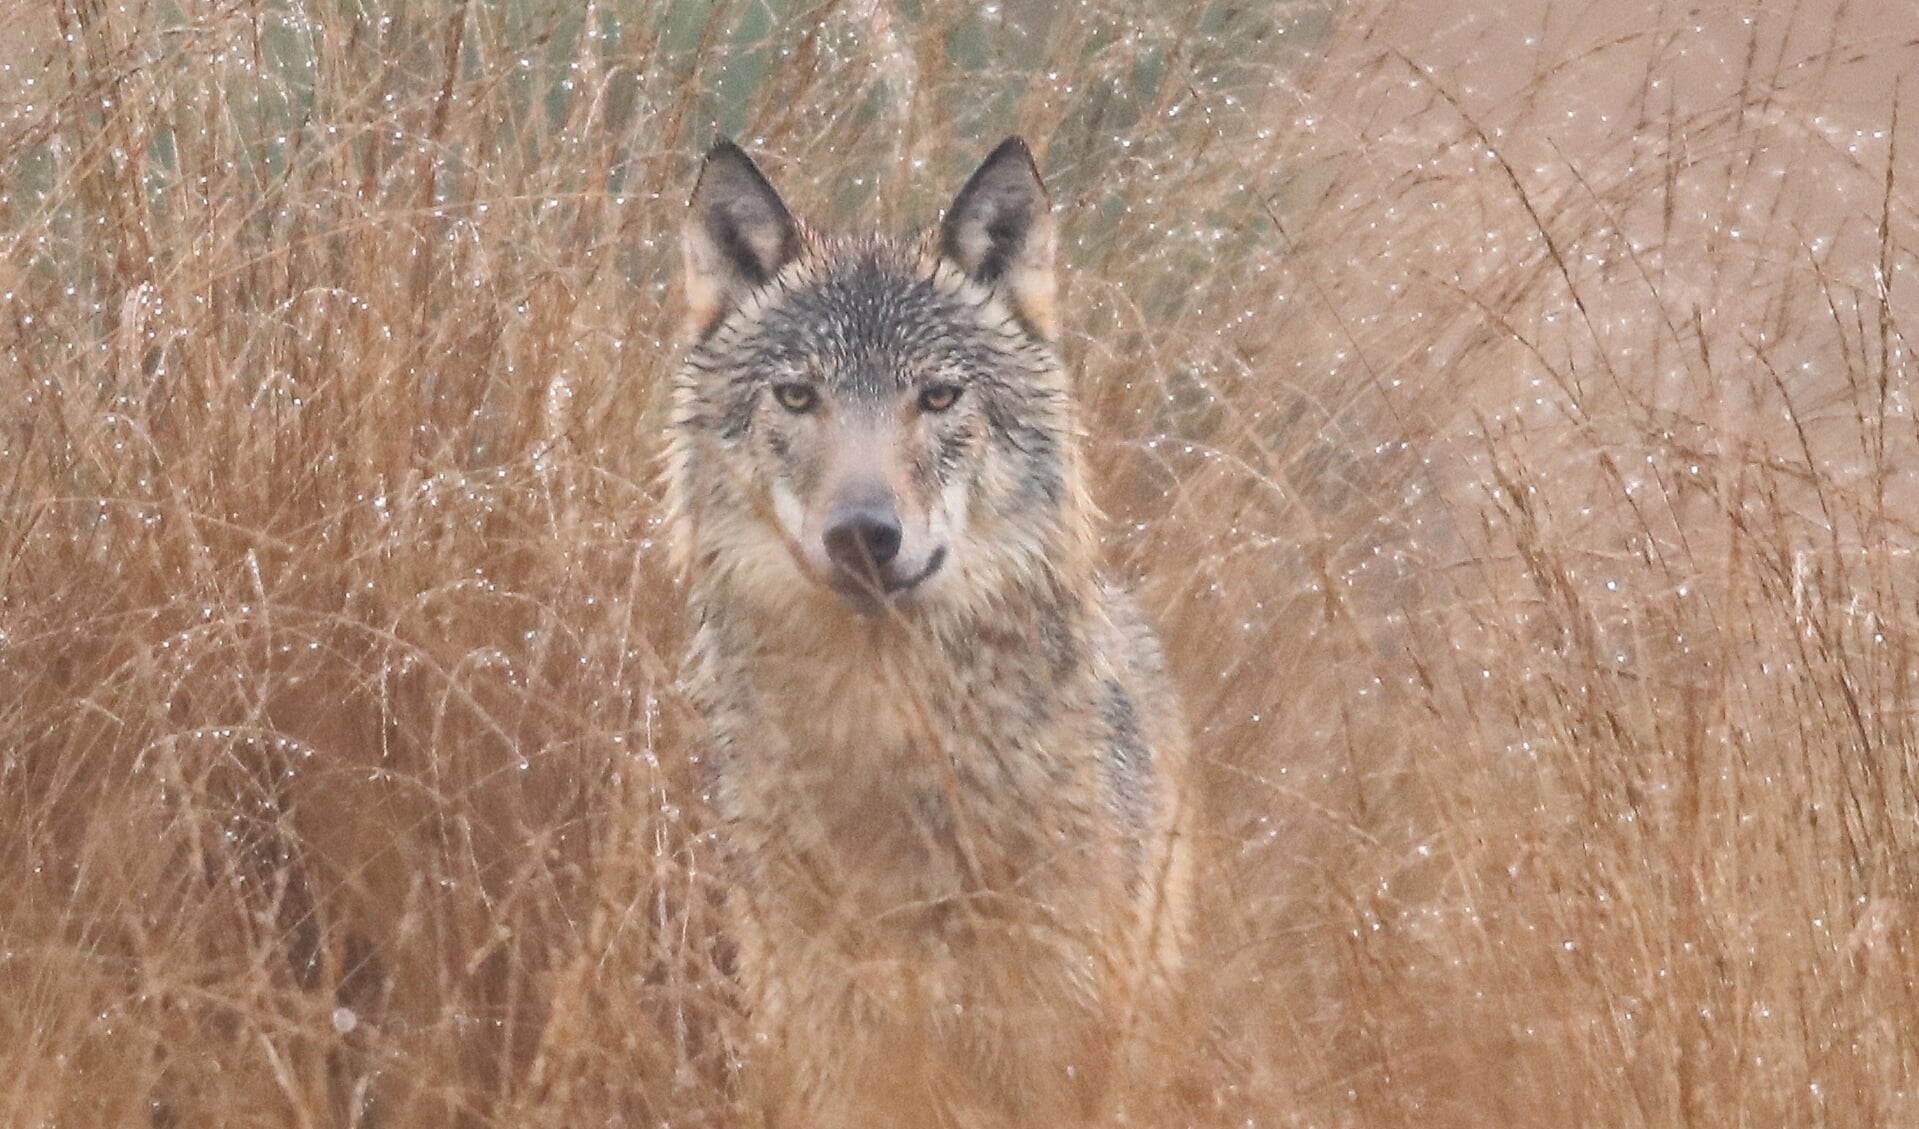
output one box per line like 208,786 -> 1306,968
3,0 -> 1915,1124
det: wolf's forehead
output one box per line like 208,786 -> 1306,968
746,249 -> 984,372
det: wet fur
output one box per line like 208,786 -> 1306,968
666,140 -> 1191,1128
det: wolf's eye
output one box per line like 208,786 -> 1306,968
917,383 -> 963,413
771,382 -> 819,413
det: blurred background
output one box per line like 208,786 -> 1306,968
2,0 -> 1916,1124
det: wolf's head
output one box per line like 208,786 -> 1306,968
668,139 -> 1092,623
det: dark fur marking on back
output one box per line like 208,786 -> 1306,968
1100,678 -> 1154,889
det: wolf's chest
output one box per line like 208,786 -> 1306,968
726,645 -> 1101,925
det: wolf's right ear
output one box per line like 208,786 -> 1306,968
683,140 -> 803,338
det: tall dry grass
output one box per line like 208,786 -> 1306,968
3,0 -> 1915,1125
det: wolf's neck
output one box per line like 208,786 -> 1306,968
723,572 -> 1097,833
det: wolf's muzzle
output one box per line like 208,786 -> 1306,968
822,491 -> 903,577
820,486 -> 944,609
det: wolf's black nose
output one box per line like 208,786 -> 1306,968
823,499 -> 902,575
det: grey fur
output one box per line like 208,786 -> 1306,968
665,139 -> 1192,1129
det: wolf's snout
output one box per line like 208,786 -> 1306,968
822,492 -> 903,576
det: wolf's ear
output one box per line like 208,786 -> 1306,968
940,137 -> 1058,341
683,140 -> 803,338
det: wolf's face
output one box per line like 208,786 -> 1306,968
670,140 -> 1082,620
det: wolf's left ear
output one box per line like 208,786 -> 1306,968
940,137 -> 1058,341
683,140 -> 804,338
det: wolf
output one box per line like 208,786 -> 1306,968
665,137 -> 1193,1128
